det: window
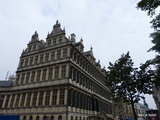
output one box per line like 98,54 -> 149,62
42,69 -> 47,81
48,39 -> 51,46
28,46 -> 32,51
45,53 -> 49,62
26,93 -> 32,107
15,74 -> 20,85
29,116 -> 33,120
63,48 -> 67,58
61,65 -> 66,78
29,57 -> 33,66
58,37 -> 62,44
0,95 -> 5,108
25,58 -> 28,66
55,66 -> 59,79
31,71 -> 35,83
36,116 -> 40,120
58,116 -> 62,120
53,39 -> 56,45
36,70 -> 41,82
26,72 -> 30,84
20,59 -> 24,67
45,91 -> 50,105
10,94 -> 15,108
50,116 -> 54,120
20,73 -> 25,85
51,51 -> 55,61
39,91 -> 44,106
32,92 -> 37,106
5,95 -> 10,108
34,56 -> 39,64
33,44 -> 36,50
21,93 -> 26,107
57,50 -> 61,59
52,90 -> 57,105
59,89 -> 65,105
48,68 -> 53,80
15,94 -> 20,107
23,116 -> 26,120
40,54 -> 44,63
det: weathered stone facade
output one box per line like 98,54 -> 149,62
0,21 -> 112,120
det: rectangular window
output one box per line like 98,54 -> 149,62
26,72 -> 30,84
63,48 -> 67,58
58,37 -> 62,44
20,73 -> 25,85
45,91 -> 50,106
10,94 -> 15,108
26,93 -> 31,107
55,66 -> 59,79
42,69 -> 47,81
48,68 -> 53,80
25,58 -> 28,67
53,39 -> 56,45
40,54 -> 44,63
61,65 -> 66,78
51,51 -> 55,61
45,53 -> 49,62
52,90 -> 57,105
0,95 -> 5,108
48,39 -> 51,46
38,91 -> 44,106
57,50 -> 61,59
34,56 -> 39,64
5,95 -> 10,108
59,89 -> 65,105
31,71 -> 35,83
33,44 -> 36,50
20,59 -> 24,67
29,57 -> 33,66
36,70 -> 41,82
20,93 -> 26,107
32,92 -> 37,106
15,74 -> 20,85
15,94 -> 20,108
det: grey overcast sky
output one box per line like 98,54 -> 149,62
0,0 -> 157,109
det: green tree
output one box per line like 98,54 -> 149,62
106,52 -> 153,120
137,0 -> 160,87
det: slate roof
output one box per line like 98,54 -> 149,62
0,81 -> 13,87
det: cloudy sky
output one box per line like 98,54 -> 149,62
0,0 -> 157,109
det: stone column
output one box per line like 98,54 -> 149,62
59,66 -> 62,79
7,94 -> 12,108
34,71 -> 37,83
66,64 -> 69,78
57,89 -> 60,105
49,52 -> 51,61
64,89 -> 68,105
18,94 -> 22,107
36,92 -> 40,106
46,68 -> 49,81
2,95 -> 7,108
24,93 -> 27,107
52,67 -> 55,80
13,94 -> 17,107
50,90 -> 53,106
30,93 -> 34,106
43,91 -> 46,106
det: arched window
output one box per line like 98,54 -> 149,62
36,116 -> 39,120
79,117 -> 81,120
70,116 -> 73,120
50,116 -> 54,120
75,116 -> 78,120
83,117 -> 85,120
58,115 -> 62,120
29,116 -> 33,120
23,116 -> 26,120
43,116 -> 46,120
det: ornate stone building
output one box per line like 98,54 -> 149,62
0,21 -> 112,120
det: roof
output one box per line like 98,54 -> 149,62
0,81 -> 13,87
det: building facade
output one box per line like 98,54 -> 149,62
0,21 -> 112,120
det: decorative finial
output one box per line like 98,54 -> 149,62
56,20 -> 59,25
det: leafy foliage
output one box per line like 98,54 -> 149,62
106,52 -> 154,120
137,0 -> 160,16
